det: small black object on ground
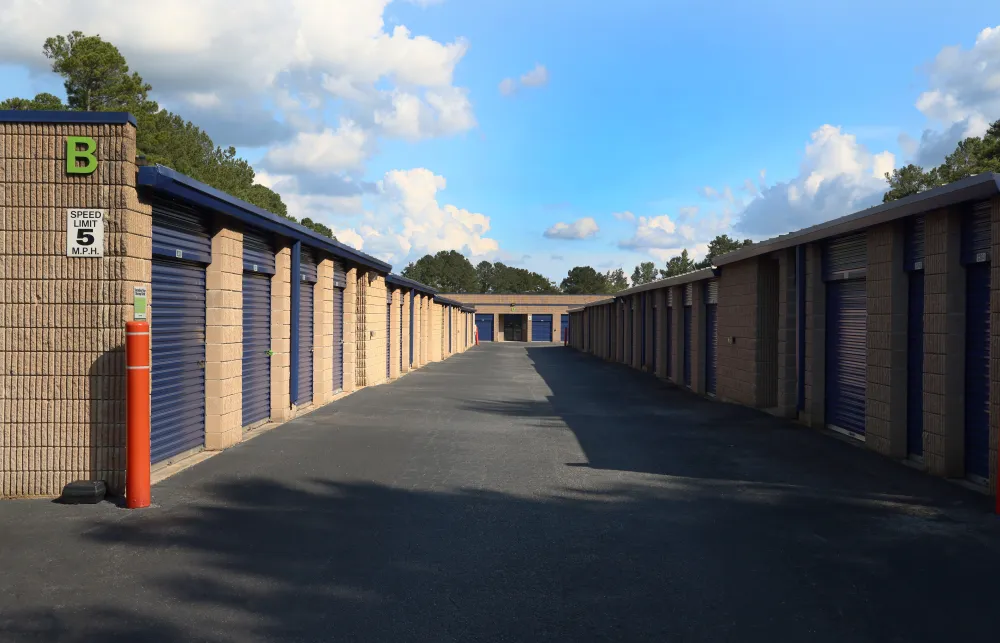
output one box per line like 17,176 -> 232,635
57,480 -> 107,504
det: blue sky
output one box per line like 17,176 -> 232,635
2,1 -> 999,282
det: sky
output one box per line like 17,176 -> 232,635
1,0 -> 999,283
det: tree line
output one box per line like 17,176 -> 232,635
1,31 -> 334,239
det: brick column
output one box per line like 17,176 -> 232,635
776,249 -> 798,418
205,226 -> 243,450
494,313 -> 501,342
717,260 -> 758,405
342,266 -> 357,392
924,208 -> 966,477
0,117 -> 151,497
314,259 -> 334,405
270,246 -> 292,421
865,223 -> 908,458
671,288 -> 683,383
804,243 -> 826,428
389,288 -> 401,379
401,290 -> 411,373
360,271 -> 387,386
691,283 -> 705,394
654,290 -> 668,378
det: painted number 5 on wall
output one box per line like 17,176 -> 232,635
66,209 -> 106,257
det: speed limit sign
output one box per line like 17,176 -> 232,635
66,209 -> 105,257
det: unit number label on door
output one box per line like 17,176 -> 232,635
66,209 -> 105,258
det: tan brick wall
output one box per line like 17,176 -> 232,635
342,266 -> 357,391
1,121 -> 150,497
205,226 -> 243,450
401,289 -> 411,373
690,283 -> 705,394
865,223 -> 908,458
362,271 -> 388,386
803,243 -> 826,428
314,259 -> 334,405
717,258 -> 759,405
776,249 -> 798,417
270,246 -> 292,422
924,208 -> 965,477
389,288 -> 401,380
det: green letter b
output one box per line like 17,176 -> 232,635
66,136 -> 97,175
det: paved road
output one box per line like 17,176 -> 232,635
3,343 -> 1000,642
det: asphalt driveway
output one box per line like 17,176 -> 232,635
2,343 -> 1000,642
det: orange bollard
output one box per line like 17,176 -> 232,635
125,321 -> 151,509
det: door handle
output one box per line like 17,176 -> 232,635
198,360 -> 206,368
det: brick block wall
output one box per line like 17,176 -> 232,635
205,226 -> 243,450
923,208 -> 965,476
389,288 -> 401,380
691,283 -> 705,394
401,290 -> 411,374
360,270 -> 388,386
270,246 -> 292,422
342,266 -> 357,392
803,243 -> 826,427
670,287 -> 684,384
1,121 -> 150,497
865,223 -> 908,458
314,259 -> 334,405
717,258 -> 759,405
776,249 -> 798,417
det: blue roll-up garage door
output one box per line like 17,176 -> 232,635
532,314 -> 553,342
297,250 -> 316,406
476,313 -> 493,342
150,201 -> 210,464
906,216 -> 924,457
666,302 -> 673,378
826,280 -> 867,436
640,293 -> 647,367
333,261 -> 346,394
705,281 -> 719,395
561,314 -> 569,342
241,228 -> 274,428
651,305 -> 658,372
683,284 -> 693,387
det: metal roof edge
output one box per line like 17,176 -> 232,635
568,297 -> 616,312
434,295 -> 465,307
139,164 -> 392,273
614,267 -> 717,298
386,274 -> 439,295
0,110 -> 137,126
715,173 -> 1000,266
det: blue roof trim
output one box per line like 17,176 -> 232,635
138,164 -> 391,273
386,273 -> 438,295
434,295 -> 465,307
0,110 -> 137,126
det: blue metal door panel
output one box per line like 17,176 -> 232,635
683,306 -> 692,386
666,308 -> 673,378
532,314 -> 553,342
297,283 -> 314,406
151,259 -> 206,463
151,201 -> 212,263
907,271 -> 924,456
560,314 -> 569,342
962,202 -> 992,264
965,262 -> 990,478
706,304 -> 718,394
826,279 -> 867,435
387,299 -> 392,378
333,288 -> 344,392
242,272 -> 271,427
243,228 -> 276,274
476,314 -> 493,342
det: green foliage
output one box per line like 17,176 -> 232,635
476,261 -> 558,294
630,261 -> 658,286
605,268 -> 629,292
402,251 -> 479,293
300,217 -> 335,239
0,92 -> 66,110
659,249 -> 697,278
561,266 -> 612,294
5,31 -> 293,223
883,120 -> 1000,202
43,31 -> 152,112
702,234 -> 752,263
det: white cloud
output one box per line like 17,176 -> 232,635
543,217 -> 600,240
374,87 -> 476,141
264,119 -> 372,174
499,63 -> 550,96
612,211 -> 636,222
908,25 -> 1000,165
735,125 -> 891,236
